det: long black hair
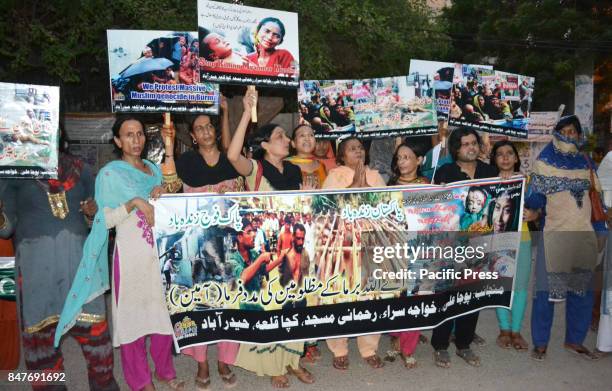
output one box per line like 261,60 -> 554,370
248,123 -> 281,160
388,140 -> 428,185
487,191 -> 519,232
490,140 -> 521,172
189,114 -> 220,150
255,17 -> 286,45
111,114 -> 145,157
448,127 -> 481,161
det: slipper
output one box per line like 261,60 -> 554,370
332,355 -> 349,370
593,349 -> 610,359
564,344 -> 601,361
511,333 -> 528,351
456,348 -> 480,367
531,346 -> 547,361
364,354 -> 385,369
433,350 -> 450,368
156,376 -> 185,391
304,345 -> 322,363
195,376 -> 210,391
219,370 -> 237,388
384,350 -> 399,362
271,375 -> 290,389
472,333 -> 486,347
496,330 -> 512,349
401,354 -> 417,369
286,365 -> 315,384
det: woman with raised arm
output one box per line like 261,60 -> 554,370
160,94 -> 256,390
225,89 -> 315,389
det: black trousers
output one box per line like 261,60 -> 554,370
431,312 -> 480,350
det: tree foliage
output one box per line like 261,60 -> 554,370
441,0 -> 612,111
0,0 -> 448,111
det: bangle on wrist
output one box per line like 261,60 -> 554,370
0,211 -> 7,230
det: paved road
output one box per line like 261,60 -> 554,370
9,294 -> 610,391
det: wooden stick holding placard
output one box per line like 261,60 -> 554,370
163,112 -> 172,147
247,85 -> 257,123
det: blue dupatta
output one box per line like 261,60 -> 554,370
54,160 -> 161,346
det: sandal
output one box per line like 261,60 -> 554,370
496,330 -> 512,349
271,375 -> 290,389
433,349 -> 450,368
383,349 -> 399,362
511,332 -> 528,351
286,365 -> 315,384
531,346 -> 547,361
364,354 -> 385,369
401,354 -> 417,369
564,343 -> 601,361
332,355 -> 349,370
304,345 -> 322,363
219,370 -> 237,388
593,349 -> 610,359
472,333 -> 486,347
456,348 -> 481,367
195,376 -> 210,391
156,377 -> 186,391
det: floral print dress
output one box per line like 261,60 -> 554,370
107,206 -> 173,347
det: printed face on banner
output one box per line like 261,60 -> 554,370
0,82 -> 59,179
107,30 -> 219,114
298,77 -> 438,139
408,59 -> 456,121
449,64 -> 535,138
198,0 -> 299,88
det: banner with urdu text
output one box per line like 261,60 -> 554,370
152,178 -> 524,349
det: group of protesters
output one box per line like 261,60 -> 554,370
0,86 -> 610,391
450,78 -> 533,124
298,91 -> 356,133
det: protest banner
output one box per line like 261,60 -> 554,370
525,111 -> 561,142
0,82 -> 59,179
408,59 -> 456,121
450,65 -> 535,139
152,178 -> 524,348
198,0 -> 299,88
298,77 -> 438,139
107,30 -> 219,114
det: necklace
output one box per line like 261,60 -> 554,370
47,191 -> 69,219
37,155 -> 82,220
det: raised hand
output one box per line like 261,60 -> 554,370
79,197 -> 97,218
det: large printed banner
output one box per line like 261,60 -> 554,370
0,82 -> 59,179
107,30 -> 219,114
153,178 -> 524,348
449,64 -> 535,138
298,77 -> 438,139
198,0 -> 299,88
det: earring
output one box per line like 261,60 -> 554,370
192,138 -> 197,145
